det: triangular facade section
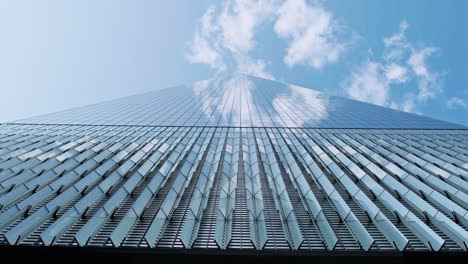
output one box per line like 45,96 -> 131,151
12,73 -> 466,129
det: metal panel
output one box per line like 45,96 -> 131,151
0,75 -> 468,254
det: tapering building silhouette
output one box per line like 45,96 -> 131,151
0,74 -> 467,260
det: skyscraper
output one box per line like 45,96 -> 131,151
0,74 -> 467,260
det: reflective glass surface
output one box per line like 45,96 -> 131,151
12,74 -> 466,129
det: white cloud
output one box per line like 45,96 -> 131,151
186,7 -> 225,71
400,93 -> 417,113
408,47 -> 436,77
384,21 -> 442,102
342,20 -> 443,113
186,0 -> 350,77
383,20 -> 411,62
447,97 -> 467,109
274,0 -> 346,69
218,0 -> 277,54
217,0 -> 277,79
236,55 -> 274,80
343,61 -> 389,106
416,72 -> 442,101
384,63 -> 408,83
407,47 -> 441,101
186,0 -> 278,78
186,34 -> 225,71
384,20 -> 408,47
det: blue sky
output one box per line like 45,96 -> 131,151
0,0 -> 467,126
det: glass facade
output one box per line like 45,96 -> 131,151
15,74 -> 466,129
0,74 -> 467,252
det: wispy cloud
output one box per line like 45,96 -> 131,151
187,2 -> 443,116
384,63 -> 408,83
186,0 -> 350,78
186,7 -> 226,71
383,20 -> 410,60
186,0 -> 278,78
447,97 -> 467,109
274,0 -> 348,69
218,0 -> 276,54
235,55 -> 274,79
343,61 -> 389,106
407,47 -> 442,101
342,20 -> 442,113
